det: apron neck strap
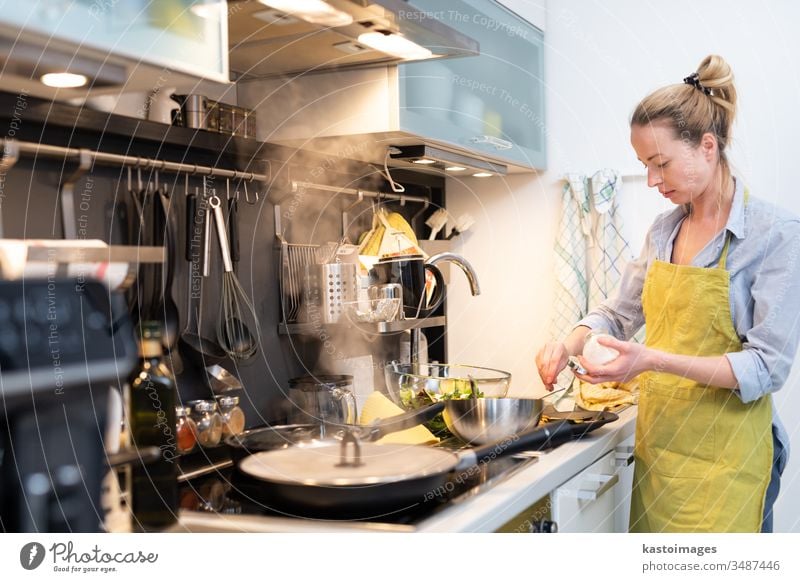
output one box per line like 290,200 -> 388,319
718,187 -> 749,270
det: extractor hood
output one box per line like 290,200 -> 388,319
227,0 -> 479,79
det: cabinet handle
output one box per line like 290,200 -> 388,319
614,445 -> 634,467
571,473 -> 619,501
469,135 -> 513,150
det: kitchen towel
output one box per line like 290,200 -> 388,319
551,174 -> 591,342
588,169 -> 632,308
551,171 -> 634,338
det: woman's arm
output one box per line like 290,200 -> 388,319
574,336 -> 739,388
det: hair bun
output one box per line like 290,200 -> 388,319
697,54 -> 737,114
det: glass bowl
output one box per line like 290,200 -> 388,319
383,362 -> 511,410
343,298 -> 401,323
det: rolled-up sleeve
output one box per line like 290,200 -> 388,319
726,219 -> 800,403
576,229 -> 650,341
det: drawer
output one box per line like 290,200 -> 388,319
551,451 -> 620,533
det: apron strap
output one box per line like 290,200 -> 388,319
718,187 -> 749,270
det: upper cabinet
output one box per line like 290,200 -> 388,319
0,0 -> 229,98
400,0 -> 546,169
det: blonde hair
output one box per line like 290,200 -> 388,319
631,55 -> 737,169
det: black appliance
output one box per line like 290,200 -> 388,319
0,279 -> 137,532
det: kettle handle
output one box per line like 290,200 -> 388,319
422,263 -> 446,314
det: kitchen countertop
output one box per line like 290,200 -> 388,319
175,407 -> 637,533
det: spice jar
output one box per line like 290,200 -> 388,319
216,395 -> 246,437
189,400 -> 223,447
175,406 -> 198,454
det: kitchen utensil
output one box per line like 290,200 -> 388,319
287,375 -> 358,429
157,186 -> 182,372
384,362 -> 511,409
443,398 -> 543,445
369,255 -> 445,319
425,208 -> 448,240
226,402 -> 447,464
278,241 -> 318,323
205,364 -> 243,394
236,411 -> 618,519
303,262 -> 357,324
210,194 -> 259,360
178,190 -> 227,367
201,185 -> 211,277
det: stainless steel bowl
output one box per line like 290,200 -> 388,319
443,398 -> 543,445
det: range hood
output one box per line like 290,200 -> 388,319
227,0 -> 479,79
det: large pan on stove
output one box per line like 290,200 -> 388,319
235,410 -> 618,519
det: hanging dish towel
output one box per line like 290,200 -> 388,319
588,169 -> 632,308
551,174 -> 591,341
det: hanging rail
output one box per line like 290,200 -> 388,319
0,138 -> 270,183
286,180 -> 427,205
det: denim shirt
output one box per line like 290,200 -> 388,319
577,177 -> 800,458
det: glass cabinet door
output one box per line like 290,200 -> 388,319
0,0 -> 228,82
400,0 -> 545,169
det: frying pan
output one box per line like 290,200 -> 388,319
235,408 -> 618,519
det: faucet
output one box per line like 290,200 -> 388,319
426,252 -> 481,296
411,252 -> 481,366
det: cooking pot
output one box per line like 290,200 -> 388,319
287,375 -> 357,429
236,411 -> 618,519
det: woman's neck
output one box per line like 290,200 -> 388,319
689,168 -> 734,224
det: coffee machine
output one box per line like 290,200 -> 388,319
0,279 -> 137,532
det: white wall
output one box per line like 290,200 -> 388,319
446,0 -> 800,532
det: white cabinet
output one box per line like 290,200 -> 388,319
551,450 -> 619,533
550,436 -> 635,533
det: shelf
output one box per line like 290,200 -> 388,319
25,244 -> 165,264
279,316 -> 446,336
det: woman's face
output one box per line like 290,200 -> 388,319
630,122 -> 718,206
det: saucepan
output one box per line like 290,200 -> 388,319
235,410 -> 618,519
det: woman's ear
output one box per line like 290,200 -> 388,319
700,132 -> 718,161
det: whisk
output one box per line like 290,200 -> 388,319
209,194 -> 260,360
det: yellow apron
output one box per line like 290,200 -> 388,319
630,191 -> 773,532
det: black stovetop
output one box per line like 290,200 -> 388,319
177,436 -> 540,526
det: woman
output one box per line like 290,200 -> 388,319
536,55 -> 797,533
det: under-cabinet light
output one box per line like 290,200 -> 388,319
257,0 -> 353,27
357,31 -> 433,60
472,172 -> 493,178
445,166 -> 467,172
412,159 -> 436,165
40,72 -> 88,88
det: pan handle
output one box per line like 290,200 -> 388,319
360,401 -> 446,441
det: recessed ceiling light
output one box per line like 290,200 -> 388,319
472,172 -> 493,178
445,166 -> 467,172
257,0 -> 353,27
40,72 -> 88,88
357,31 -> 432,60
412,159 -> 436,165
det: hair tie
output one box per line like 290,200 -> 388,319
683,72 -> 712,95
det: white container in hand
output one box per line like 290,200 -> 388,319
582,331 -> 620,365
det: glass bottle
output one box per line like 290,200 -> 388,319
217,395 -> 246,437
129,321 -> 178,530
189,400 -> 223,447
175,406 -> 198,454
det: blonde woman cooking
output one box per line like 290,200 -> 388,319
536,55 -> 799,533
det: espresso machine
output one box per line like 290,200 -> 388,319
0,279 -> 137,532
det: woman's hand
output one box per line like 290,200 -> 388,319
535,341 -> 570,391
575,335 -> 651,384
